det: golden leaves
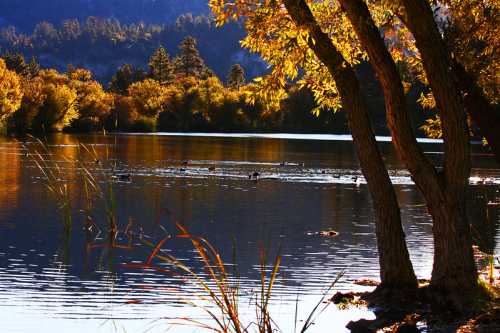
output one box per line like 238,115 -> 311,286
0,58 -> 23,120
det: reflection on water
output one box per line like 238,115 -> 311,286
0,133 -> 498,333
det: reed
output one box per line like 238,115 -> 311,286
28,136 -> 73,233
138,223 -> 342,333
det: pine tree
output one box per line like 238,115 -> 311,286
109,64 -> 146,95
26,57 -> 40,79
3,52 -> 40,79
148,45 -> 174,84
227,64 -> 245,89
175,36 -> 207,79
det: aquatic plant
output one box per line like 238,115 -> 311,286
135,223 -> 343,333
29,136 -> 73,232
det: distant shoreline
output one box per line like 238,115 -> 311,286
119,132 -> 446,144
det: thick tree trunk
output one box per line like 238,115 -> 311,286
453,61 -> 500,165
283,0 -> 417,290
401,0 -> 477,293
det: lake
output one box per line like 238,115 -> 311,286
0,133 -> 498,333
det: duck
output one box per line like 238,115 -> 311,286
356,177 -> 363,187
249,171 -> 260,180
116,174 -> 131,181
319,230 -> 339,237
179,168 -> 187,172
352,176 -> 362,187
208,166 -> 216,171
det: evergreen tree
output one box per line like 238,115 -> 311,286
175,36 -> 207,78
3,52 -> 40,78
26,57 -> 41,78
109,64 -> 146,95
148,45 -> 174,84
227,64 -> 245,89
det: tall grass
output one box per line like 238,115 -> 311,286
136,223 -> 343,333
28,136 -> 73,232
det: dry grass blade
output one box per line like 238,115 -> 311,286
299,271 -> 344,333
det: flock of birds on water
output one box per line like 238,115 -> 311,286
107,159 -> 499,189
109,160 -> 373,185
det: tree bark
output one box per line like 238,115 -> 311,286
283,0 -> 417,290
453,61 -> 500,165
401,0 -> 477,293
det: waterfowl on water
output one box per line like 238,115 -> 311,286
179,168 -> 187,172
470,176 -> 497,185
319,230 -> 339,237
249,171 -> 260,180
116,174 -> 131,181
279,161 -> 286,166
208,166 -> 216,171
307,230 -> 339,237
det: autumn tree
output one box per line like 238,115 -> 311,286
33,83 -> 78,132
12,77 -> 45,132
398,0 -> 477,296
69,71 -> 113,130
379,0 -> 499,164
127,79 -> 167,119
10,68 -> 78,132
0,58 -> 23,124
211,0 -> 417,291
211,0 -> 487,299
67,66 -> 93,82
337,0 -> 477,297
149,45 -> 174,84
441,0 -> 499,164
227,64 -> 246,90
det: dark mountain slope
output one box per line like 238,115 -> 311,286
0,0 -> 209,31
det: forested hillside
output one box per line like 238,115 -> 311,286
0,0 -> 208,31
0,14 -> 266,81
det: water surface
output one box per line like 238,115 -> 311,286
0,133 -> 498,333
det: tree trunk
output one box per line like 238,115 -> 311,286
401,0 -> 477,294
283,0 -> 417,290
453,61 -> 500,165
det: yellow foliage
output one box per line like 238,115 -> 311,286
210,0 -> 496,120
69,79 -> 113,121
209,0 -> 413,114
128,79 -> 168,118
0,58 -> 23,120
40,83 -> 79,130
14,68 -> 79,132
67,68 -> 93,82
420,116 -> 442,139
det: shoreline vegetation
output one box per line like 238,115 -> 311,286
0,15 -> 437,138
0,43 -> 350,136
